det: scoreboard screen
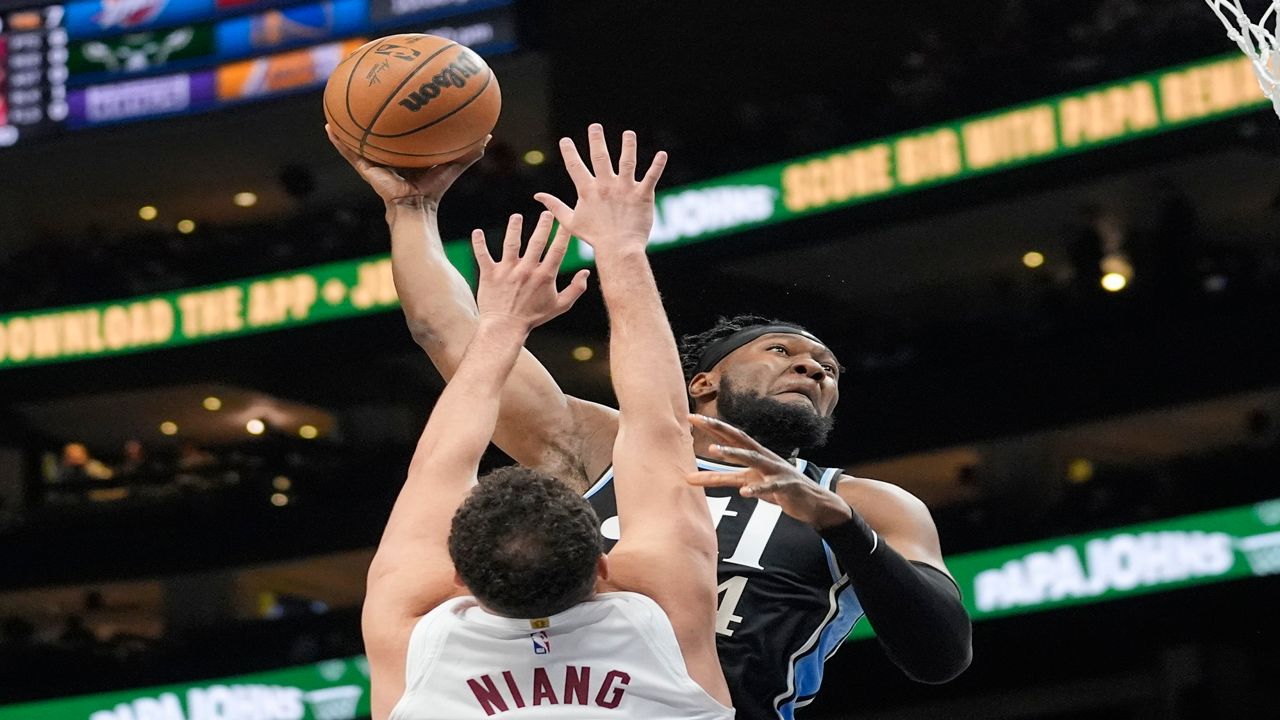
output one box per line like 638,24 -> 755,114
0,3 -> 68,147
0,0 -> 514,148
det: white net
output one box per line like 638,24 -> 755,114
1205,1 -> 1280,115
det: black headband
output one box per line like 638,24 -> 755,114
694,325 -> 824,375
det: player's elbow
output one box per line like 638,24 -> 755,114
900,629 -> 972,684
403,304 -> 478,351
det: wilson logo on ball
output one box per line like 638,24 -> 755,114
397,52 -> 484,112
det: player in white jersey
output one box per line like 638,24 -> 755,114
353,126 -> 733,720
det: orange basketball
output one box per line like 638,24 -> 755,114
323,34 -> 501,168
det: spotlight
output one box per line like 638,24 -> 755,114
138,206 -> 158,221
233,192 -> 258,207
571,346 -> 594,362
159,421 -> 178,435
202,396 -> 222,411
1022,251 -> 1045,268
246,419 -> 266,435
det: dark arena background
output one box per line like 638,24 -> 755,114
2,1 -> 1280,718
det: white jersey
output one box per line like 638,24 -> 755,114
389,591 -> 733,720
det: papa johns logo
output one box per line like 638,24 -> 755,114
397,51 -> 483,112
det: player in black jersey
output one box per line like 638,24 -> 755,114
333,125 -> 972,719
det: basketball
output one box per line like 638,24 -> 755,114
323,34 -> 501,168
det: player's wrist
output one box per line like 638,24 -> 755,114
812,495 -> 856,531
476,311 -> 534,337
591,239 -> 650,260
387,196 -> 440,217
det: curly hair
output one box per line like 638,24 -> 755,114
448,466 -> 603,618
677,314 -> 811,381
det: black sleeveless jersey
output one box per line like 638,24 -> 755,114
584,456 -> 865,720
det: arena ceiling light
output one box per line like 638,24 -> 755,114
1101,273 -> 1129,292
234,192 -> 258,208
202,396 -> 222,411
138,206 -> 158,221
571,345 -> 594,361
523,149 -> 546,166
246,419 -> 266,435
176,219 -> 196,234
159,421 -> 178,436
1022,251 -> 1045,268
298,424 -> 319,440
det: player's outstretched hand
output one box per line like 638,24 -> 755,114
326,123 -> 488,207
533,123 -> 667,253
471,210 -> 591,332
686,414 -> 854,530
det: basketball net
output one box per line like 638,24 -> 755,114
1205,0 -> 1280,117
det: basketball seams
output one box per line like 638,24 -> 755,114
369,67 -> 495,139
357,40 -> 461,158
340,38 -> 388,134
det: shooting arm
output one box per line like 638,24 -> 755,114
386,203 -> 616,490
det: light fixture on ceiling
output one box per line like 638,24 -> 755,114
1067,458 -> 1094,484
246,419 -> 266,435
523,149 -> 546,166
1100,273 -> 1128,292
1022,251 -> 1045,268
270,492 -> 289,507
234,192 -> 258,207
138,205 -> 158,221
176,219 -> 196,234
298,424 -> 319,440
571,346 -> 594,362
159,421 -> 178,435
202,396 -> 222,411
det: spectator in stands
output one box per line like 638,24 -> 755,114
116,439 -> 151,479
53,443 -> 113,484
174,441 -> 218,490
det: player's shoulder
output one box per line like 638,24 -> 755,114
834,474 -> 934,525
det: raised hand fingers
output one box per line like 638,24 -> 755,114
470,228 -> 494,271
640,150 -> 668,193
533,192 -> 574,229
522,211 -> 556,265
618,130 -> 638,180
500,213 -> 523,261
586,123 -> 615,178
555,269 -> 591,313
557,136 -> 593,188
542,224 -> 573,269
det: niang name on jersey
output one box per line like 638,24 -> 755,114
467,666 -> 631,716
974,530 -> 1235,612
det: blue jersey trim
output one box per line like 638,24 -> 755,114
776,583 -> 863,717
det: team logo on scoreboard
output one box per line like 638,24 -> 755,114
76,28 -> 199,74
92,0 -> 172,31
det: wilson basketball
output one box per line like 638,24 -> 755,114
323,34 -> 501,168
